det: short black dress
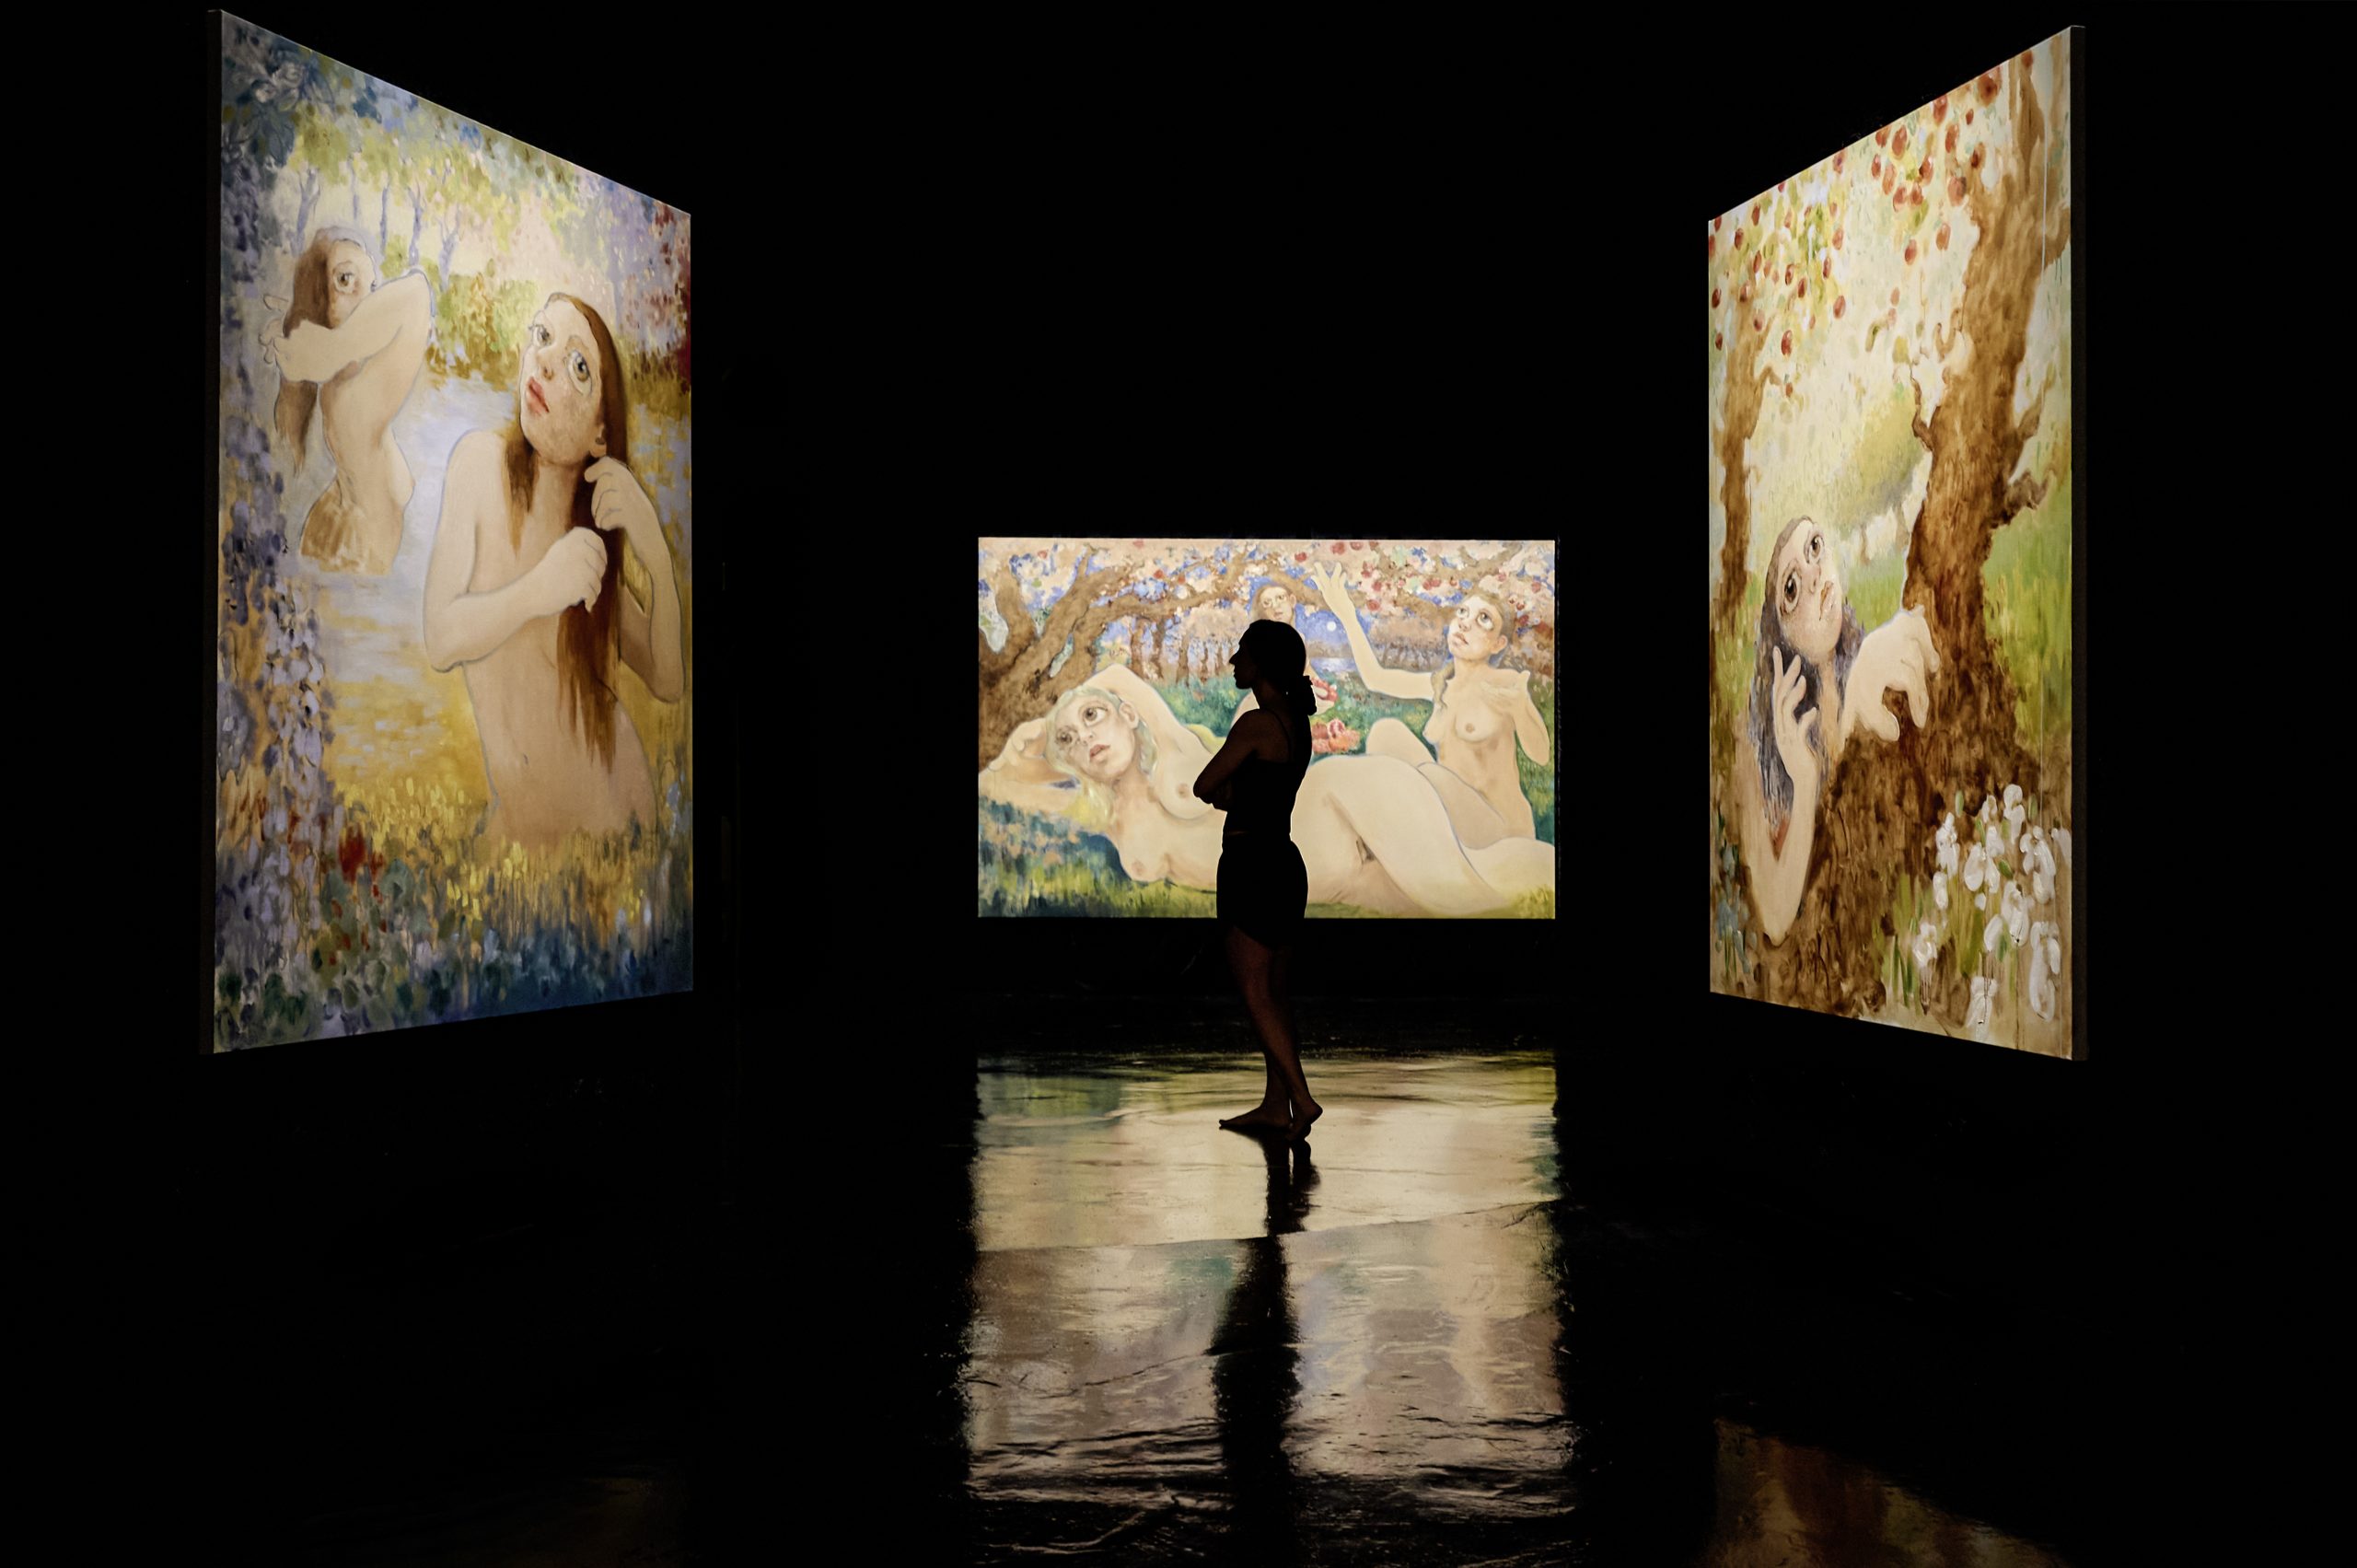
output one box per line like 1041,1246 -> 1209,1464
1215,708 -> 1311,948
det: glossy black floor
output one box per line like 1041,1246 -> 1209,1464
890,999 -> 2123,1567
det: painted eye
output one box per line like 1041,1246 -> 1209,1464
570,351 -> 591,388
532,323 -> 550,345
1784,574 -> 1799,606
1085,706 -> 1103,724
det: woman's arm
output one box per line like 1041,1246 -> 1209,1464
1190,714 -> 1278,805
1307,563 -> 1434,701
422,431 -> 586,670
1086,663 -> 1213,766
270,273 -> 430,383
1730,737 -> 1817,944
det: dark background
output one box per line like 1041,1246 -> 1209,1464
48,6 -> 2328,1562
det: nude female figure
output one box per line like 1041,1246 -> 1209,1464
980,662 -> 1555,915
1729,516 -> 1941,942
1304,561 -> 1550,850
261,228 -> 430,575
421,294 -> 685,853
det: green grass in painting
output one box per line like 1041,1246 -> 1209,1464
1984,467 -> 2073,750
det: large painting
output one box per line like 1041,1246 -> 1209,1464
979,539 -> 1556,918
1708,32 -> 2074,1054
214,15 -> 693,1049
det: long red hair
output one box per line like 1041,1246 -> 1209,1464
501,294 -> 630,771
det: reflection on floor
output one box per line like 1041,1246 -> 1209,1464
918,1042 -> 2089,1566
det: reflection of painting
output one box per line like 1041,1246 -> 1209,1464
1708,32 -> 2073,1055
978,540 -> 1555,918
215,15 -> 692,1049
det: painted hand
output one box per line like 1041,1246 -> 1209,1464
1307,561 -> 1355,618
1851,607 -> 1940,743
532,528 -> 608,619
259,296 -> 339,383
585,458 -> 662,563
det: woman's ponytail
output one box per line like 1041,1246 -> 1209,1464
1281,672 -> 1317,716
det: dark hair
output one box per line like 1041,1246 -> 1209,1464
1238,619 -> 1316,716
1747,516 -> 1862,833
500,293 -> 632,771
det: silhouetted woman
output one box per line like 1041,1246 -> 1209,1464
1190,620 -> 1324,1144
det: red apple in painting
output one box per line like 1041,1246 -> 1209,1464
1779,180 -> 1786,192
2020,50 -> 2035,70
1822,256 -> 1832,277
1808,312 -> 1816,331
1918,160 -> 1932,181
1709,235 -> 1715,259
1782,330 -> 1793,355
1883,168 -> 1896,195
1872,154 -> 1881,178
1966,108 -> 1975,124
1713,286 -> 1722,307
1893,186 -> 1907,210
1739,282 -> 1752,303
1946,122 -> 1960,154
1833,226 -> 1844,250
1890,288 -> 1900,306
1834,294 -> 1847,319
1970,145 -> 1984,170
1875,126 -> 1890,146
1714,331 -> 1724,350
1752,202 -> 1761,225
1799,277 -> 1807,298
1950,175 -> 1968,202
1887,308 -> 1898,329
1978,70 -> 2000,102
1905,239 -> 1918,264
1937,221 -> 1951,250
1834,150 -> 1845,173
1784,262 -> 1794,285
1714,215 -> 1723,230
1894,126 -> 1909,156
1755,314 -> 1765,332
1734,226 -> 1745,249
1934,93 -> 1948,122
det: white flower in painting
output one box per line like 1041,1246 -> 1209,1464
1977,792 -> 2000,835
1935,812 -> 1960,876
1963,842 -> 1991,892
2004,785 -> 2027,851
2002,879 -> 2031,946
1933,871 -> 1950,912
1975,891 -> 1987,912
2022,827 -> 2058,904
1984,908 -> 2003,953
1911,918 -> 1940,972
2027,919 -> 2063,1020
1968,974 -> 1998,1028
1983,819 -> 2008,864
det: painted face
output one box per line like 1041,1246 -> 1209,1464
1055,695 -> 1139,784
325,241 -> 375,329
1256,586 -> 1295,621
1774,523 -> 1843,662
1448,597 -> 1508,661
518,297 -> 609,465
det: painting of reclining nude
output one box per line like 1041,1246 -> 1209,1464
979,539 -> 1556,919
214,15 -> 692,1049
1708,29 -> 2075,1055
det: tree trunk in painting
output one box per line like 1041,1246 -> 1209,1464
438,226 -> 461,289
291,168 -> 319,257
1758,58 -> 2070,1017
408,192 -> 425,274
349,158 -> 363,223
378,183 -> 390,262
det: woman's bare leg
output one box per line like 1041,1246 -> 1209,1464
1218,924 -> 1322,1143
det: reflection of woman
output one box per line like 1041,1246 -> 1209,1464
1306,561 -> 1549,849
261,228 -> 429,575
979,662 -> 1554,916
1729,517 -> 1940,943
1190,621 -> 1322,1144
422,294 -> 685,852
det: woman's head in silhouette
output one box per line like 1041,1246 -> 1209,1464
1235,620 -> 1316,715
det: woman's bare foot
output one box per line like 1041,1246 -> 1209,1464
1219,1104 -> 1292,1134
1287,1099 -> 1323,1144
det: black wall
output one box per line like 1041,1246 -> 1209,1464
73,8 -> 2331,1557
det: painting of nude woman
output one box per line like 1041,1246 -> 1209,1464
1708,29 -> 2077,1056
213,15 -> 693,1050
978,539 -> 1555,920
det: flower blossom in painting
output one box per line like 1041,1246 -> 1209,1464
1963,841 -> 1991,894
1311,717 -> 1363,755
2027,919 -> 2063,1020
1910,918 -> 1940,973
1968,973 -> 1999,1028
2021,826 -> 2058,904
2003,784 -> 2027,851
1935,812 -> 1959,876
